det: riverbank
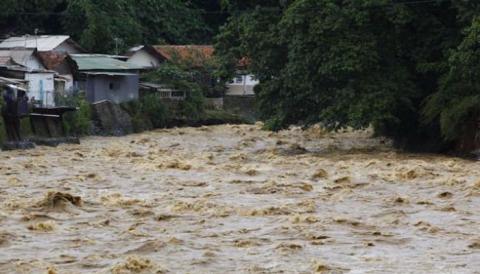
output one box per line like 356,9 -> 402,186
0,124 -> 479,273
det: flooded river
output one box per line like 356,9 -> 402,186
0,124 -> 479,273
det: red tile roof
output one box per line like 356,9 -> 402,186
153,45 -> 214,65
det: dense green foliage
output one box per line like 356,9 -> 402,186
216,0 -> 480,151
0,0 -> 226,53
145,62 -> 206,120
64,0 -> 211,53
424,16 -> 480,141
140,93 -> 170,128
3,0 -> 480,152
55,93 -> 92,136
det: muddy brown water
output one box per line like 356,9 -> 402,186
0,124 -> 479,273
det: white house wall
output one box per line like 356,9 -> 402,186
25,72 -> 55,106
127,49 -> 161,69
226,74 -> 259,96
25,55 -> 45,70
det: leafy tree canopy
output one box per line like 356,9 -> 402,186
215,0 -> 480,151
0,0 -> 226,53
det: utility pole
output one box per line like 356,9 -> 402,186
113,37 -> 121,55
34,29 -> 39,50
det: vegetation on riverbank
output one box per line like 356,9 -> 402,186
2,1 -> 480,152
215,1 -> 480,152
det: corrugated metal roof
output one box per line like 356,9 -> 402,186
70,54 -> 143,71
0,56 -> 12,66
0,76 -> 27,84
82,72 -> 137,76
0,49 -> 36,67
0,35 -> 70,51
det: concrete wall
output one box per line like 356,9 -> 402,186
223,95 -> 257,121
25,72 -> 55,106
127,49 -> 161,69
86,74 -> 139,104
204,97 -> 224,110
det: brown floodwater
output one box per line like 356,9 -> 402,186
0,124 -> 479,273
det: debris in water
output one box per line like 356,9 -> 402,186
437,191 -> 453,199
311,168 -> 328,179
111,256 -> 162,274
35,192 -> 82,210
27,221 -> 56,232
468,240 -> 480,249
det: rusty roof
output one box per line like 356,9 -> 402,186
0,56 -> 12,66
153,45 -> 214,65
37,51 -> 67,70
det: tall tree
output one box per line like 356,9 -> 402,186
0,0 -> 66,35
215,0 -> 476,151
64,0 -> 142,53
424,15 -> 480,141
64,0 -> 211,53
132,0 -> 209,45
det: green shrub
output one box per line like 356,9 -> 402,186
180,88 -> 204,120
56,93 -> 93,136
120,100 -> 152,133
141,93 -> 169,128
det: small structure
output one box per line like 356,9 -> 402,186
139,82 -> 186,100
226,58 -> 259,96
68,54 -> 142,104
226,74 -> 258,96
29,106 -> 80,146
126,45 -> 165,69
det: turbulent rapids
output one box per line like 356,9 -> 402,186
0,124 -> 479,273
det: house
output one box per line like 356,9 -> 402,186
0,35 -> 83,53
127,45 -> 258,96
139,82 -> 186,100
226,58 -> 259,96
126,45 -> 215,69
36,51 -> 74,93
0,49 -> 56,106
226,74 -> 259,96
126,45 -> 164,69
68,54 -> 143,104
0,35 -> 85,98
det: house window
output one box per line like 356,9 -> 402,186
235,75 -> 244,83
109,82 -> 115,90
